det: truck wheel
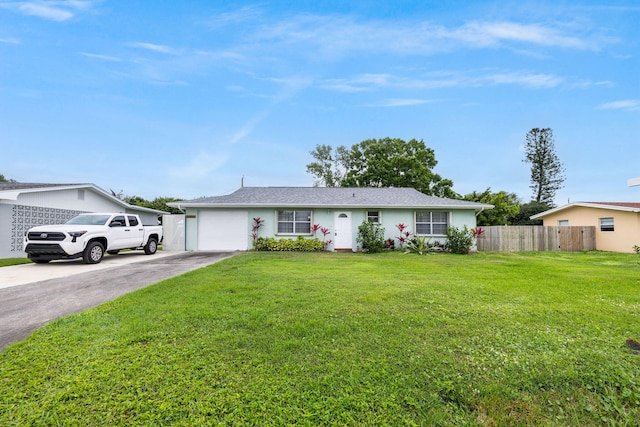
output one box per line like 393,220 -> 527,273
83,242 -> 104,264
144,237 -> 158,255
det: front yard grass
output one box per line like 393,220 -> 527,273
1,251 -> 639,425
0,258 -> 31,267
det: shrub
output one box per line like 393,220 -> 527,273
356,221 -> 385,253
254,236 -> 325,252
384,238 -> 395,250
445,225 -> 474,254
404,235 -> 442,255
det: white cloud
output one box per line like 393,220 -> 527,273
169,152 -> 229,179
598,100 -> 640,111
207,5 -> 263,29
0,1 -> 96,21
248,14 -> 606,61
78,52 -> 121,62
0,37 -> 20,44
452,21 -> 592,50
482,72 -> 563,88
128,42 -> 179,55
322,70 -> 564,92
377,99 -> 434,107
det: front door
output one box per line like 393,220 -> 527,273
334,212 -> 352,250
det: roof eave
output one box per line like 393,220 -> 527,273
531,202 -> 640,219
169,202 -> 493,210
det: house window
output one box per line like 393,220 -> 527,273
415,211 -> 448,235
277,210 -> 312,234
600,217 -> 614,232
367,210 -> 380,223
558,220 -> 569,226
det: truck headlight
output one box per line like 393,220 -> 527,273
69,231 -> 87,242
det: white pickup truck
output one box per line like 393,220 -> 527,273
24,213 -> 163,264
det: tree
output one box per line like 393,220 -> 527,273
306,138 -> 457,197
463,188 -> 520,226
305,144 -> 350,187
0,173 -> 16,183
511,201 -> 551,225
523,128 -> 565,205
126,196 -> 183,214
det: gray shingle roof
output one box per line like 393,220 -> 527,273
0,182 -> 85,191
174,187 -> 493,210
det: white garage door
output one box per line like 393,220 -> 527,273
197,210 -> 249,251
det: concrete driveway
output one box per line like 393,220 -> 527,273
0,251 -> 237,351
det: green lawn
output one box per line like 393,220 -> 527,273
0,258 -> 31,267
1,251 -> 639,426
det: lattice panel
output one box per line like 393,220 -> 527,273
10,205 -> 85,252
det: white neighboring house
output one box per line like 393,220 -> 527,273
0,182 -> 166,258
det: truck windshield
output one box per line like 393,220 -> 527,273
66,214 -> 111,225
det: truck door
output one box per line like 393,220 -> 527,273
108,215 -> 131,250
126,215 -> 145,247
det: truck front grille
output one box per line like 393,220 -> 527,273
25,244 -> 66,255
27,232 -> 66,241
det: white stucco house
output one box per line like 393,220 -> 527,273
0,182 -> 166,258
169,187 -> 493,252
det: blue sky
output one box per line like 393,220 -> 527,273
1,1 -> 639,203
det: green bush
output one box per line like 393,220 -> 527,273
445,225 -> 474,254
356,221 -> 385,253
254,236 -> 324,252
404,235 -> 436,255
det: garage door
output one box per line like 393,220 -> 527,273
197,210 -> 249,250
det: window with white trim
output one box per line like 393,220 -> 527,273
366,210 -> 380,224
600,217 -> 614,232
277,210 -> 312,234
415,211 -> 449,235
558,220 -> 569,226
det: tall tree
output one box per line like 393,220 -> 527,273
307,138 -> 456,197
463,188 -> 520,226
523,128 -> 565,205
305,144 -> 350,187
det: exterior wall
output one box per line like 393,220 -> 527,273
125,209 -> 159,226
0,204 -> 12,258
14,188 -> 122,212
162,214 -> 185,251
539,206 -> 640,253
186,207 -> 479,252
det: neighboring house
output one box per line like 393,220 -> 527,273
169,187 -> 493,252
0,182 -> 166,258
531,202 -> 640,253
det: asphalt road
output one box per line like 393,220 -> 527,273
0,251 -> 236,351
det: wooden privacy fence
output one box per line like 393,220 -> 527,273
476,226 -> 596,252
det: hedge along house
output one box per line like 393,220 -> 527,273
531,202 -> 640,253
169,187 -> 493,252
0,182 -> 166,258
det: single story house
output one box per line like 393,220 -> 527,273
0,182 -> 166,258
168,187 -> 493,252
531,202 -> 640,253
